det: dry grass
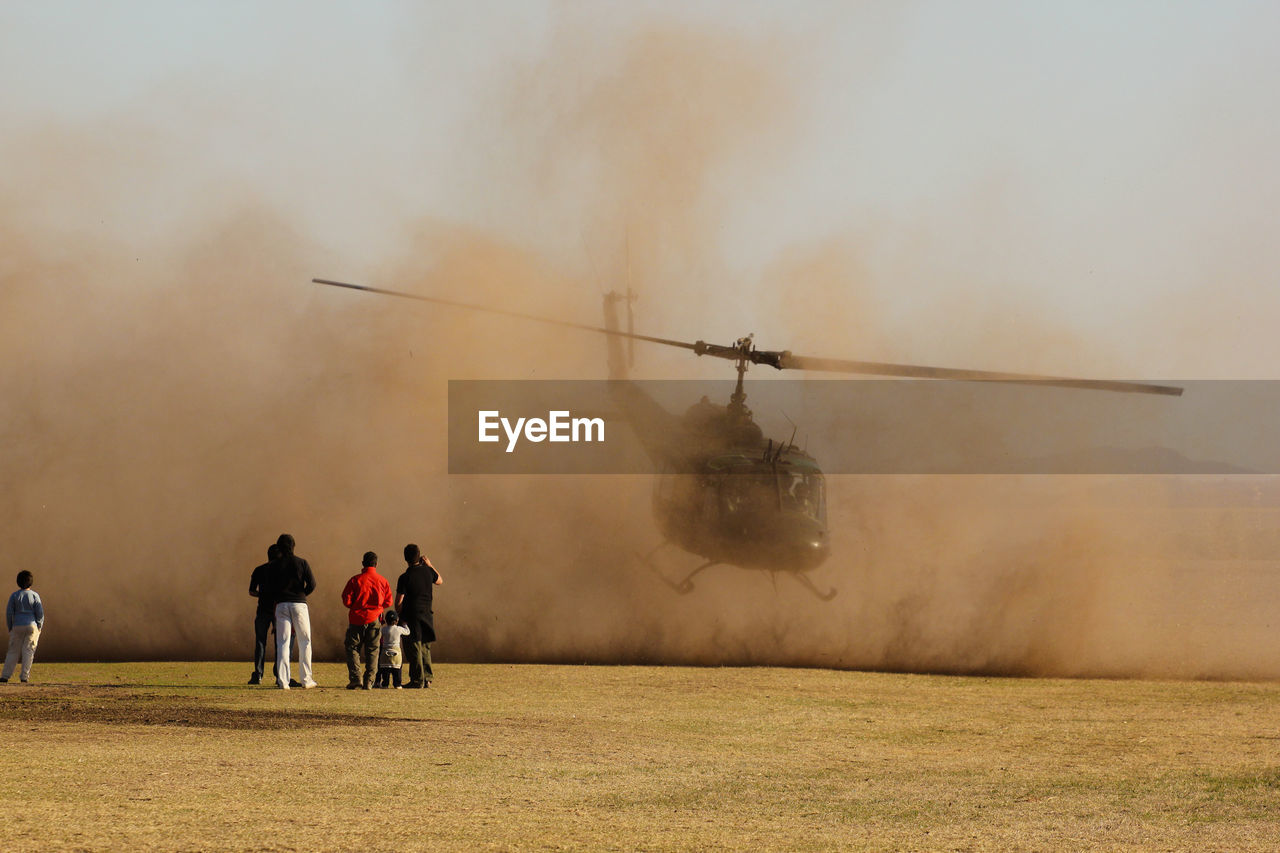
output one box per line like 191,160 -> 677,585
2,663 -> 1279,851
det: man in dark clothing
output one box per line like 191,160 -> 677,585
247,543 -> 282,685
395,543 -> 443,688
271,533 -> 318,690
341,551 -> 392,690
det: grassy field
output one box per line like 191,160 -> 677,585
2,663 -> 1279,851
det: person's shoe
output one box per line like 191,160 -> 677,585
278,681 -> 290,690
422,682 -> 431,689
19,678 -> 27,684
405,680 -> 423,689
346,681 -> 360,690
394,685 -> 403,690
301,680 -> 318,689
248,673 -> 261,685
373,683 -> 387,689
0,677 -> 7,683
289,679 -> 302,688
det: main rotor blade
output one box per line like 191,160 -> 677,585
777,353 -> 1183,396
313,278 -> 1183,396
312,278 -> 698,353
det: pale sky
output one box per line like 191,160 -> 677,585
3,1 -> 1277,376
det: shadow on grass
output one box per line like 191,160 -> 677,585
0,688 -> 422,730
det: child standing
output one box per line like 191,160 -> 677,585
375,610 -> 411,689
3,571 -> 44,684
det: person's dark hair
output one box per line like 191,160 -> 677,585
16,571 -> 33,589
267,543 -> 281,561
275,533 -> 305,583
362,551 -> 377,567
384,609 -> 398,624
404,543 -> 421,563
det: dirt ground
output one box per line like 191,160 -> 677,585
2,662 -> 1279,851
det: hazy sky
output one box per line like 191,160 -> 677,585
3,1 -> 1278,375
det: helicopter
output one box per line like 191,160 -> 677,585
313,277 -> 1182,600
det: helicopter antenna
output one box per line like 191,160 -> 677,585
779,410 -> 799,447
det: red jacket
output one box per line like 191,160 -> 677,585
341,567 -> 392,625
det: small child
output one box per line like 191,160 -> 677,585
375,610 -> 411,689
3,571 -> 44,684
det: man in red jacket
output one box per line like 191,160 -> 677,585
341,551 -> 393,690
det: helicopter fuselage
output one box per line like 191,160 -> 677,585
651,440 -> 830,574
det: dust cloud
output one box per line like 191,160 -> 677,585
2,14 -> 1277,680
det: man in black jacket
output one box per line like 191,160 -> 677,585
247,543 -> 281,685
395,543 -> 443,688
271,533 -> 318,690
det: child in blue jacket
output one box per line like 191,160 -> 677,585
3,571 -> 44,683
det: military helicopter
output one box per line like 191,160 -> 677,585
313,277 -> 1182,600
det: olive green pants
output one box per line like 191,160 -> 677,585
344,622 -> 379,686
406,640 -> 434,686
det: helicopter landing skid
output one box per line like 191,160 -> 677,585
638,544 -> 719,594
792,572 -> 837,601
663,560 -> 719,594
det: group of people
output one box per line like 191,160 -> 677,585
248,534 -> 443,690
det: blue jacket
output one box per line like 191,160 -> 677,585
6,589 -> 43,631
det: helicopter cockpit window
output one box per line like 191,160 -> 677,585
719,474 -> 776,516
780,470 -> 824,519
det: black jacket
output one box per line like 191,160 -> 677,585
248,561 -> 277,615
269,554 -> 316,604
397,562 -> 440,642
396,562 -> 439,616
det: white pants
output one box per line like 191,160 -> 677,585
3,624 -> 40,681
274,602 -> 314,688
